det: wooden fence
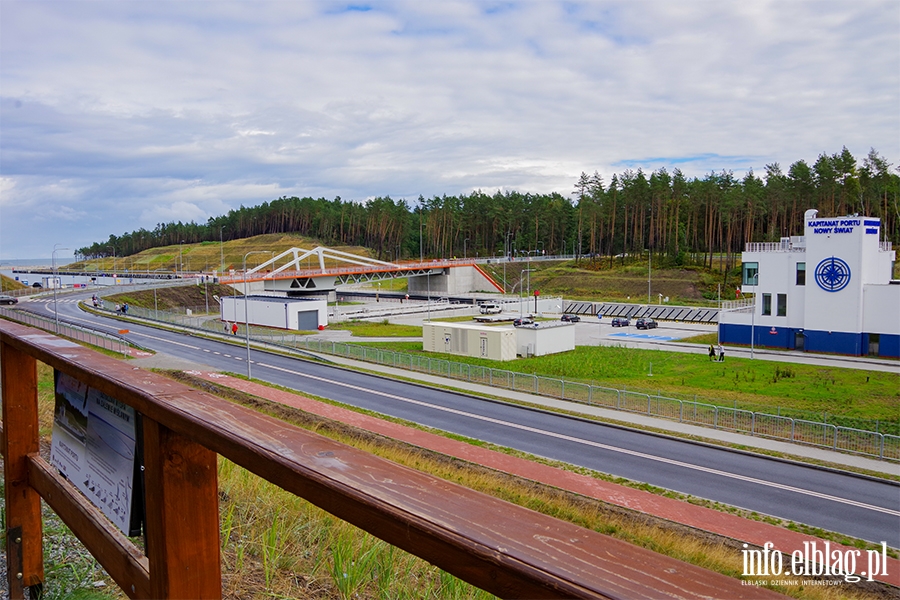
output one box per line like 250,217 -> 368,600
0,319 -> 780,599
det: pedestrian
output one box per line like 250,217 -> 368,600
708,344 -> 715,361
232,322 -> 238,335
115,303 -> 121,313
122,302 -> 128,315
224,321 -> 230,334
717,344 -> 725,362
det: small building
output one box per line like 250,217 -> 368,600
422,321 -> 576,361
719,209 -> 898,357
423,322 -> 517,361
221,295 -> 327,331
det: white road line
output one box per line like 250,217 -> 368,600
257,360 -> 900,518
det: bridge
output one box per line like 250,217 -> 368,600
218,246 -> 503,294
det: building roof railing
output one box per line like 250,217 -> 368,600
744,236 -> 805,253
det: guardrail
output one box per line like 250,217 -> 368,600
0,320 -> 780,599
0,307 -> 132,357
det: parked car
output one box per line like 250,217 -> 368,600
560,314 -> 581,322
0,295 -> 19,305
513,317 -> 534,327
479,302 -> 502,314
32,282 -> 43,288
635,318 -> 658,330
610,317 -> 630,327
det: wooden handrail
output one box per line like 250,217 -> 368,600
1,319 -> 783,599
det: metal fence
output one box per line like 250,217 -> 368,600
0,307 -> 132,357
279,337 -> 899,462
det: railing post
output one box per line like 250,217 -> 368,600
143,419 -> 221,599
1,340 -> 45,598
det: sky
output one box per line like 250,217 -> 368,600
1,1 -> 898,260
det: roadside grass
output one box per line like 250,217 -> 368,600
1,272 -> 28,292
179,372 -> 889,600
348,341 -> 900,427
3,363 -> 890,599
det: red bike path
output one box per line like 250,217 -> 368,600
194,371 -> 899,588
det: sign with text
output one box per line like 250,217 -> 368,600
50,371 -> 138,534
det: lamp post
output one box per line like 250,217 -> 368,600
179,240 -> 184,277
464,238 -> 469,260
107,245 -> 116,282
519,269 -> 534,317
646,249 -> 651,304
242,250 -> 270,379
52,244 -> 69,333
220,226 -> 226,274
750,293 -> 755,360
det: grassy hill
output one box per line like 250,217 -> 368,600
66,233 -> 741,304
66,233 -> 378,276
482,260 -> 737,304
0,274 -> 27,293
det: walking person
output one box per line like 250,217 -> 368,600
232,322 -> 238,336
717,344 -> 725,362
708,344 -> 715,361
224,321 -> 230,334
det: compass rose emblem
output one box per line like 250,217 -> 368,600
815,256 -> 851,292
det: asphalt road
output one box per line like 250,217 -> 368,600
19,292 -> 900,548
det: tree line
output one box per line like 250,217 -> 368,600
77,147 -> 899,271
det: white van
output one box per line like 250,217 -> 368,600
479,302 -> 502,314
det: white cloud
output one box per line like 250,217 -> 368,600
0,0 -> 897,257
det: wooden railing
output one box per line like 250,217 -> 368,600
1,319 -> 781,599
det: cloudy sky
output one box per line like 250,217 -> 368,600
1,1 -> 898,259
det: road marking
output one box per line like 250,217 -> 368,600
257,360 -> 900,518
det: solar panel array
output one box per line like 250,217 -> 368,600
563,301 -> 719,323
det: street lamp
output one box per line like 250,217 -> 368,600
464,238 -> 469,260
52,244 -> 69,333
107,245 -> 116,281
242,250 -> 271,379
645,249 -> 651,304
179,240 -> 184,277
220,226 -> 226,274
519,269 -> 534,317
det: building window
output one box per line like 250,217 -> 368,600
743,262 -> 759,286
777,293 -> 787,317
796,263 -> 806,286
762,293 -> 772,316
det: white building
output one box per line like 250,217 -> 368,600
221,295 -> 328,331
719,209 -> 898,357
422,321 -> 575,361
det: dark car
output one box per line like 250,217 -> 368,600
32,282 -> 43,288
0,295 -> 19,305
635,318 -> 658,330
560,314 -> 581,323
610,317 -> 630,327
513,317 -> 534,327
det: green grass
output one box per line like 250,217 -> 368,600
329,319 -> 422,337
349,342 -> 900,425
